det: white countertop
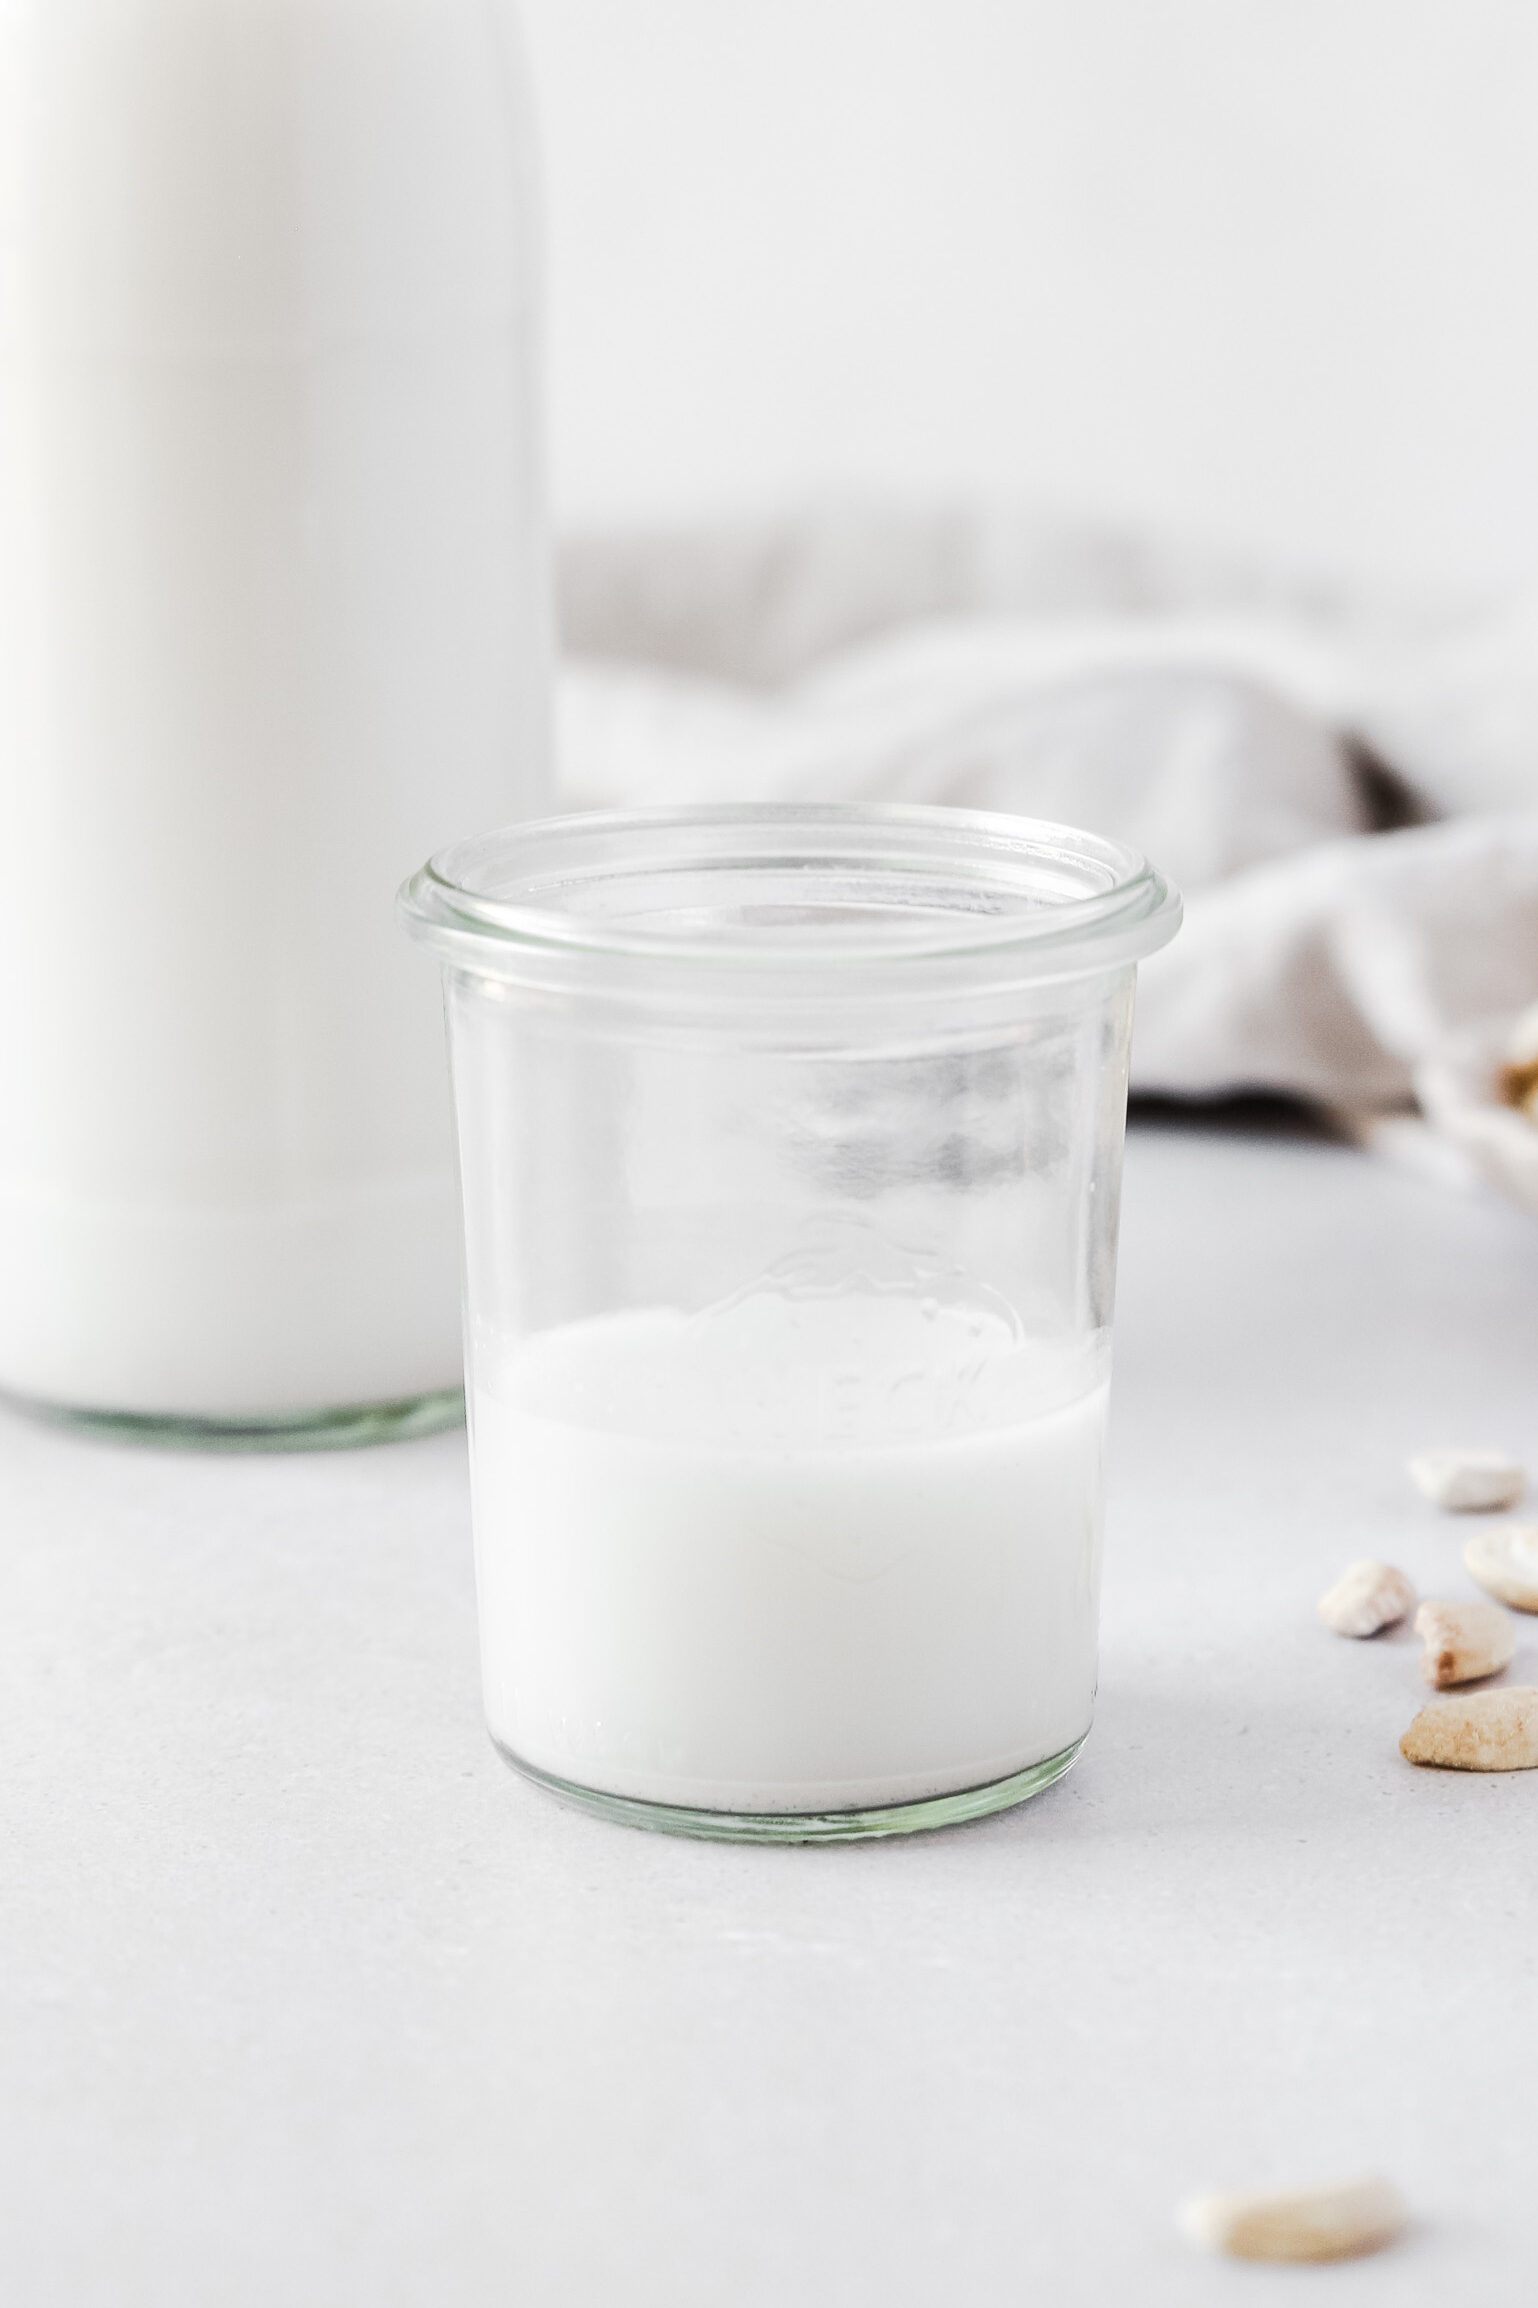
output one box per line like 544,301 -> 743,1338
4,1117 -> 1536,2306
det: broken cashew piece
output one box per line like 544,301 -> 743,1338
1401,1686 -> 1538,1770
1463,1524 -> 1538,1614
1407,1447 -> 1525,1513
1414,1599 -> 1516,1687
1317,1561 -> 1414,1637
1178,2175 -> 1407,2264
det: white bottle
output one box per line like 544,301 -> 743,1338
0,0 -> 548,1434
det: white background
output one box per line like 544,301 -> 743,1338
522,0 -> 1538,595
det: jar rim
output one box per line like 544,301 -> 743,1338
398,802 -> 1181,993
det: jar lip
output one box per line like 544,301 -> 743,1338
399,802 -> 1181,987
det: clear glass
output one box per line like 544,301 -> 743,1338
0,0 -> 548,1448
401,804 -> 1180,1840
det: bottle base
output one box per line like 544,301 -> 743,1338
492,1735 -> 1087,1843
13,1387 -> 465,1454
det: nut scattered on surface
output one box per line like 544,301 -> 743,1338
1178,2176 -> 1408,2264
1415,1599 -> 1516,1687
1499,998 -> 1538,1114
1407,1447 -> 1525,1513
1317,1561 -> 1415,1637
1401,1687 -> 1538,1770
1463,1524 -> 1538,1614
1499,1056 -> 1538,1118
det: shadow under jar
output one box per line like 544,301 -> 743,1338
401,804 -> 1180,1841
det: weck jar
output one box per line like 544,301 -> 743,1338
401,803 -> 1180,1839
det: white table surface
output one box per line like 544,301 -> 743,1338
4,1117 -> 1536,2306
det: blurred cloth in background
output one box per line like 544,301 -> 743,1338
557,503 -> 1538,1210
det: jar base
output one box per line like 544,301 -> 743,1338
493,1736 -> 1087,1843
11,1387 -> 465,1454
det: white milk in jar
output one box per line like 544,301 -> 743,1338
470,1293 -> 1109,1816
0,0 -> 548,1427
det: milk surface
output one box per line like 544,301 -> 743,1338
0,1 -> 547,1415
471,1296 -> 1108,1815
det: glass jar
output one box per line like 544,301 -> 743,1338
401,804 -> 1179,1840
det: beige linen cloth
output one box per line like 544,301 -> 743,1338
556,505 -> 1538,1208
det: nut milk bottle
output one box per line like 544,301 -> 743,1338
0,0 -> 549,1440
